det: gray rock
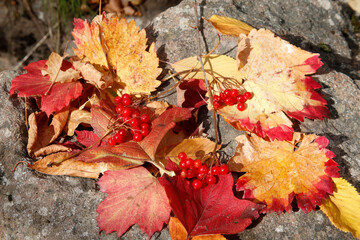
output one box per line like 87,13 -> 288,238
1,0 -> 359,239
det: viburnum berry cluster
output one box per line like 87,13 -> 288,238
107,94 -> 151,145
213,89 -> 252,111
177,152 -> 229,189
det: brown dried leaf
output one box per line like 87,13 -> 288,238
66,109 -> 92,136
27,109 -> 69,157
42,52 -> 80,83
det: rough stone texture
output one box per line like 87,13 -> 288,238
0,0 -> 359,240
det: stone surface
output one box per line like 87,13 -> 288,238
1,0 -> 359,240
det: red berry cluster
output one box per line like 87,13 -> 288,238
213,89 -> 252,111
177,152 -> 229,189
108,94 -> 151,145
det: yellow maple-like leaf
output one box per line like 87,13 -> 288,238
230,133 -> 340,214
72,14 -> 162,94
320,178 -> 360,239
205,15 -> 254,36
172,29 -> 328,141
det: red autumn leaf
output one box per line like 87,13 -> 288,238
10,59 -> 83,116
96,167 -> 171,238
177,78 -> 207,108
90,99 -> 118,139
75,130 -> 106,148
159,165 -> 263,237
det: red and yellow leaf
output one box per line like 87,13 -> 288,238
72,14 -> 162,94
320,178 -> 360,239
10,59 -> 83,116
97,167 -> 171,238
159,169 -> 263,237
230,133 -> 339,214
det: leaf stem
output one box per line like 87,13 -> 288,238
193,0 -> 219,153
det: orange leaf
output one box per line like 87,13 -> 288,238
205,15 -> 254,36
72,14 -> 161,94
230,133 -> 340,214
29,152 -> 127,179
169,217 -> 226,240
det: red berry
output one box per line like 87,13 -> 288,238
122,98 -> 131,106
180,169 -> 187,178
236,94 -> 246,103
113,133 -> 125,144
114,96 -> 122,104
140,123 -> 150,130
198,165 -> 208,174
237,103 -> 246,111
133,133 -> 143,142
230,89 -> 239,98
219,165 -> 229,175
244,92 -> 252,100
122,93 -> 131,100
118,129 -> 127,136
131,126 -> 141,135
122,108 -> 132,117
197,172 -> 206,180
192,179 -> 202,189
206,175 -> 217,185
187,169 -> 196,179
132,110 -> 140,118
224,96 -> 236,106
116,104 -> 124,114
220,92 -> 226,100
185,158 -> 194,168
213,95 -> 221,101
140,114 -> 150,123
108,137 -> 116,146
193,159 -> 202,168
178,152 -> 187,161
141,128 -> 150,137
211,166 -> 220,175
213,101 -> 221,109
179,160 -> 187,169
130,118 -> 141,127
123,116 -> 132,123
224,89 -> 231,96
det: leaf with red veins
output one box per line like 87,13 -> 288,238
97,167 -> 171,238
75,130 -> 106,148
230,133 -> 339,214
159,168 -> 263,238
90,99 -> 118,139
10,59 -> 83,116
177,78 -> 207,108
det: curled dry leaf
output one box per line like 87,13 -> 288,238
27,109 -> 69,157
320,178 -> 360,239
42,52 -> 81,83
169,217 -> 226,240
97,167 -> 171,237
72,60 -> 113,90
205,14 -> 254,36
230,133 -> 340,214
65,109 -> 91,136
72,14 -> 162,94
29,152 -> 128,179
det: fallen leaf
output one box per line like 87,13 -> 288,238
29,152 -> 127,178
66,109 -> 91,136
159,168 -> 263,237
177,78 -> 207,108
27,109 -> 69,157
97,167 -> 171,238
205,15 -> 254,36
231,133 -> 339,214
72,14 -> 162,94
76,130 -> 106,148
42,52 -> 80,83
169,217 -> 226,240
10,60 -> 83,116
320,178 -> 360,239
90,99 -> 118,139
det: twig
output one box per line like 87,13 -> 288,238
193,0 -> 219,153
22,0 -> 54,52
14,22 -> 59,70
